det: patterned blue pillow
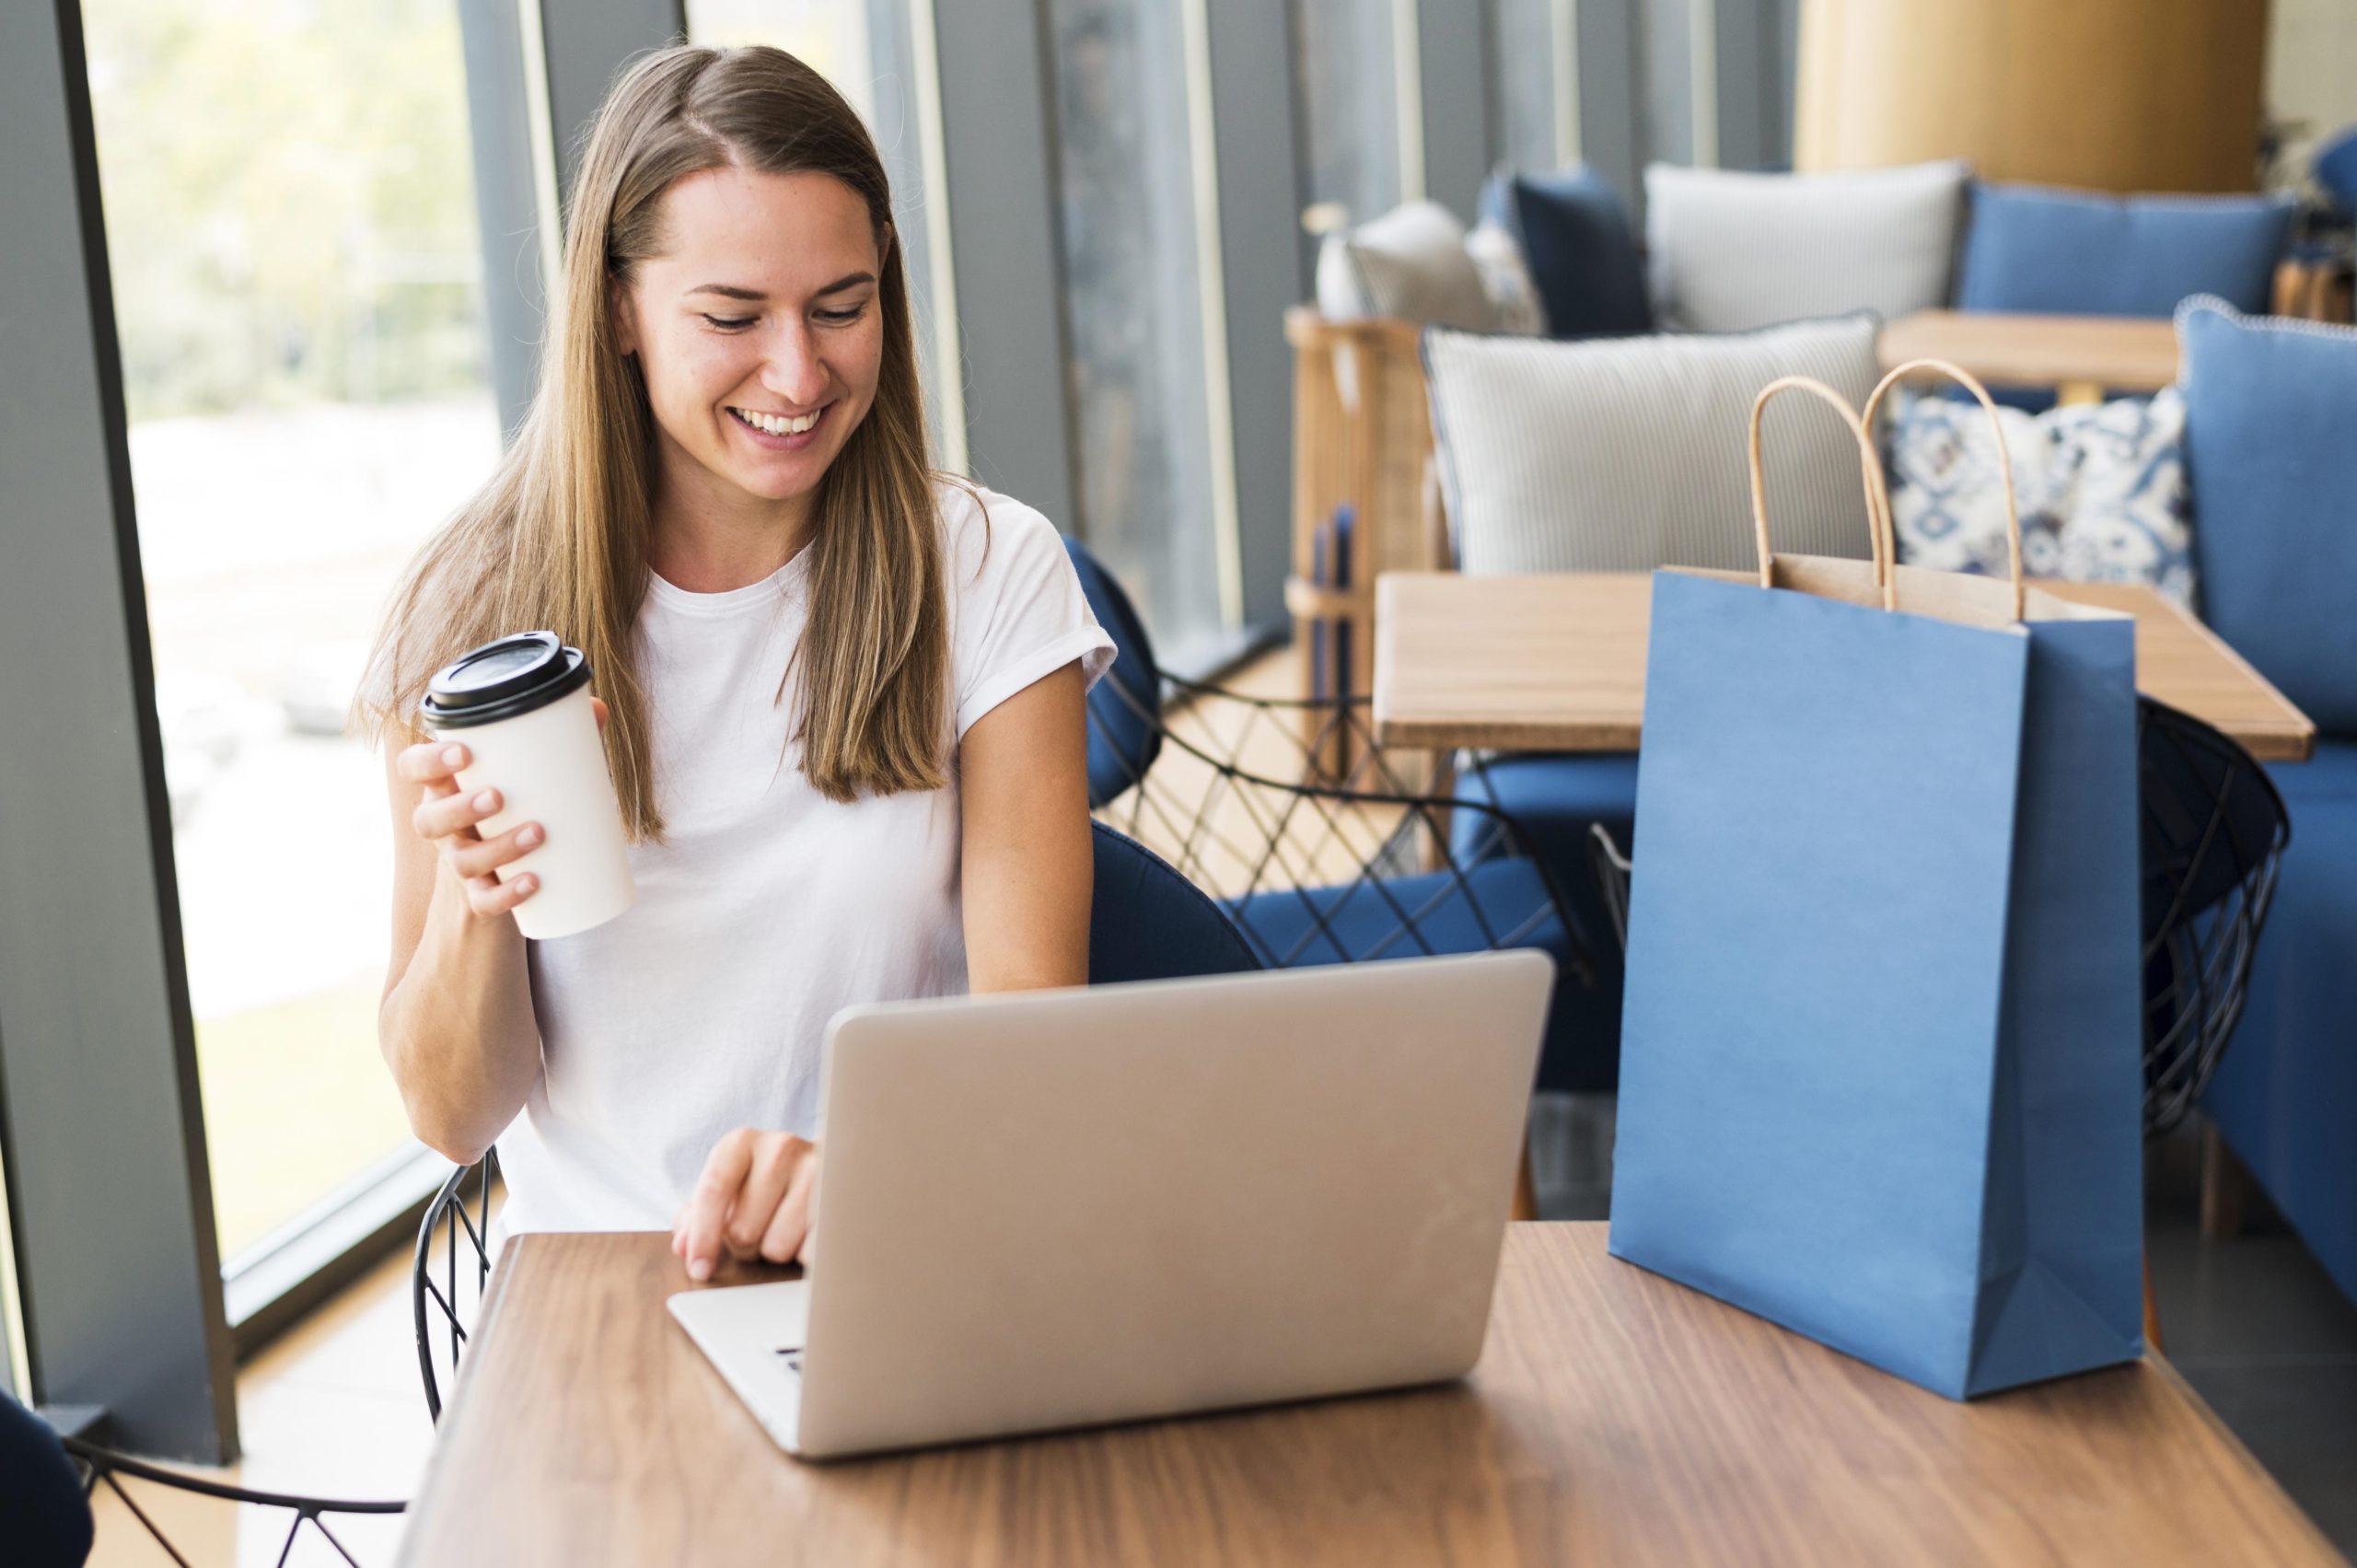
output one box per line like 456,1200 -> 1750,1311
1886,388 -> 2194,608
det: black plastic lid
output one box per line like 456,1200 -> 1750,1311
422,632 -> 593,730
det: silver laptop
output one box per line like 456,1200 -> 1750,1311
667,949 -> 1552,1459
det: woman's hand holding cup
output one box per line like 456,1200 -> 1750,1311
399,698 -> 609,921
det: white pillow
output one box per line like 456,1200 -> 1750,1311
1887,387 -> 2195,608
1463,219 -> 1548,336
1643,160 -> 1969,332
1423,314 -> 1884,575
1315,201 -> 1499,331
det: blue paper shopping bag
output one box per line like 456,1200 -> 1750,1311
1607,367 -> 2146,1400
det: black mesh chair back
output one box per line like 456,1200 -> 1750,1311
414,1150 -> 500,1423
2138,696 -> 2290,1136
1065,537 -> 1591,995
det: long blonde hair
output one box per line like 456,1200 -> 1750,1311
359,44 -> 949,831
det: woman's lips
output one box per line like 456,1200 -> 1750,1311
727,402 -> 828,451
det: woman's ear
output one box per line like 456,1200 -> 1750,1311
609,278 -> 640,358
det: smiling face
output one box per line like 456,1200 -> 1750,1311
613,163 -> 885,535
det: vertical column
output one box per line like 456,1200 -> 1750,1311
930,0 -> 1080,530
0,0 -> 237,1463
1417,0 -> 1494,219
1207,0 -> 1309,628
458,0 -> 557,441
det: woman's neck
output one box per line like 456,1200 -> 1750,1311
646,473 -> 815,594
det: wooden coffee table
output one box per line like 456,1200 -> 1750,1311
398,1225 -> 2337,1565
1373,572 -> 2315,762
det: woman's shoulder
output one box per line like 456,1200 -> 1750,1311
934,478 -> 1064,589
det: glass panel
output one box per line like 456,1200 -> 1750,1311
1045,0 -> 1226,665
1291,0 -> 1402,227
684,0 -> 965,470
82,0 -> 500,1259
1488,0 -> 1563,175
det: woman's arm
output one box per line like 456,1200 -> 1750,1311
378,733 -> 551,1165
671,661 -> 1095,1279
957,659 -> 1094,993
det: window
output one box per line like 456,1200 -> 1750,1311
1045,0 -> 1231,666
685,0 -> 968,470
82,0 -> 501,1263
1488,0 -> 1576,175
1291,0 -> 1408,227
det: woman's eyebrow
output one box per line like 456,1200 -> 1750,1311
684,273 -> 876,301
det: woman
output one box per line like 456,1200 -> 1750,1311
360,45 -> 1112,1281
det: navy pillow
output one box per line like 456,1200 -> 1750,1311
1958,181 -> 2294,318
1062,536 -> 1161,805
1088,822 -> 1262,985
1480,168 -> 1651,340
2177,297 -> 2357,737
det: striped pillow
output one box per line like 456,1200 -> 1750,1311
1424,314 -> 1884,575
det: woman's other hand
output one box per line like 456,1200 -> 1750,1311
673,1128 -> 820,1280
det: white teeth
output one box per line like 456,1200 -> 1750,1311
734,407 -> 819,436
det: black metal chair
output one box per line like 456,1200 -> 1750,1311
1584,696 -> 2293,1134
60,1434 -> 403,1567
1063,539 -> 1596,1078
2135,697 -> 2291,1136
414,1149 -> 500,1423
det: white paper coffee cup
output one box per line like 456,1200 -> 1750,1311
423,632 -> 636,940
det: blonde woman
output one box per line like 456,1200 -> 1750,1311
362,46 -> 1112,1279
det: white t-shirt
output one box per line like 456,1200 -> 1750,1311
496,484 -> 1115,1234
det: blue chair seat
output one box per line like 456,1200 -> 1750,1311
1225,857 -> 1600,1087
1451,754 -> 1638,1093
2204,739 -> 2357,1305
1090,821 -> 1261,984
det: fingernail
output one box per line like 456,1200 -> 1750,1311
517,824 -> 542,848
443,745 -> 467,769
689,1257 -> 712,1282
473,789 -> 498,811
514,874 -> 537,896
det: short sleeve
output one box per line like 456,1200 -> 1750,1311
946,486 -> 1118,738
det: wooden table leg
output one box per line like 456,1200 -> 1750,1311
2200,1121 -> 2248,1241
2142,1247 -> 2164,1355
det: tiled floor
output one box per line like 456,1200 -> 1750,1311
80,1107 -> 2357,1564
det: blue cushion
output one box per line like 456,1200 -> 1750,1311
2204,739 -> 2357,1304
2316,126 -> 2357,219
1453,754 -> 1639,1094
1480,168 -> 1652,340
1089,822 -> 1260,984
1957,182 -> 2293,319
0,1395 -> 92,1568
1226,852 -> 1603,1091
1062,537 -> 1162,805
2178,298 -> 2357,736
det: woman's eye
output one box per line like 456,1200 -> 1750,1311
815,305 -> 868,326
701,314 -> 756,331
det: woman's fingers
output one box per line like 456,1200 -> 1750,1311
461,868 -> 538,919
758,1150 -> 820,1264
724,1138 -> 801,1260
396,739 -> 470,793
680,1130 -> 759,1282
445,819 -> 543,882
412,784 -> 504,844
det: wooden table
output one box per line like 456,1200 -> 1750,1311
1877,309 -> 2180,403
1374,572 -> 2316,762
399,1225 -> 2339,1566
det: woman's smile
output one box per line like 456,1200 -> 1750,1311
726,402 -> 829,450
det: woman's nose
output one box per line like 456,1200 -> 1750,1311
760,324 -> 830,407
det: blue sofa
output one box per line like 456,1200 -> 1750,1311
2179,299 -> 2357,1304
